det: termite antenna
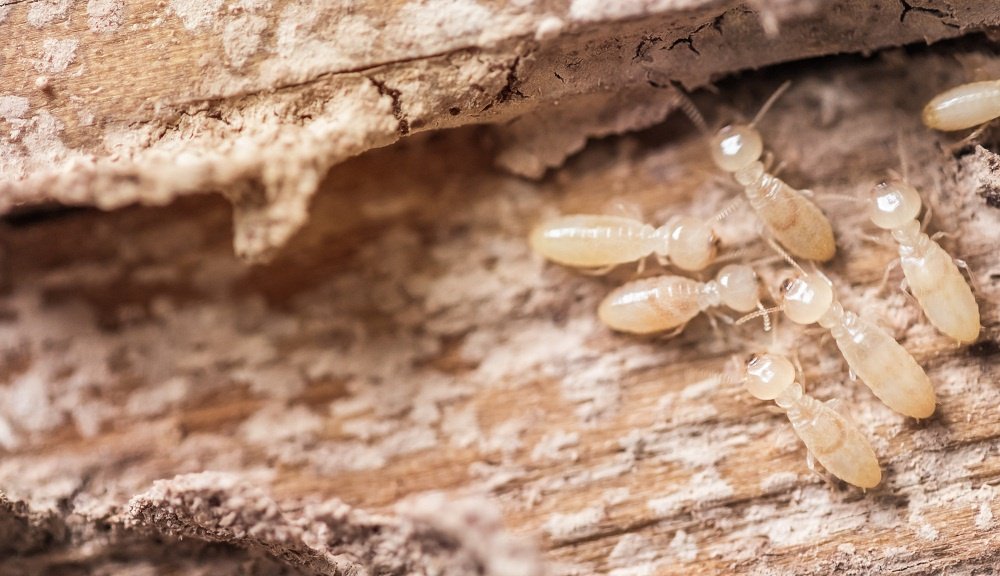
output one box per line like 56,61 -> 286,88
715,360 -> 746,388
669,86 -> 711,136
748,252 -> 783,267
790,349 -> 806,389
808,261 -> 835,286
728,353 -> 742,374
716,245 -> 766,265
764,236 -> 806,275
819,192 -> 864,205
688,369 -> 739,390
736,304 -> 782,327
750,80 -> 792,128
896,130 -> 911,182
712,196 -> 746,222
769,311 -> 780,348
756,300 -> 773,332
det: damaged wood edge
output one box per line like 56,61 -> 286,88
2,2 -> 994,262
2,472 -> 544,575
0,492 -> 67,556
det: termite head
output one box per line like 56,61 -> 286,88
664,215 -> 717,271
709,124 -> 763,172
778,272 -> 833,325
743,353 -> 796,400
716,264 -> 760,313
869,178 -> 922,230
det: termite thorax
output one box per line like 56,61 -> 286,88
774,383 -> 803,410
891,221 -> 929,255
652,224 -> 672,257
698,281 -> 723,310
816,301 -> 845,331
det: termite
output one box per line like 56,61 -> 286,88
529,213 -> 720,273
869,177 -> 981,344
598,264 -> 765,335
743,353 -> 882,489
739,247 -> 936,419
675,82 -> 837,262
922,80 -> 1000,132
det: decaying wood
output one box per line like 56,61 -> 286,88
1,0 -> 998,261
2,1 -> 1000,575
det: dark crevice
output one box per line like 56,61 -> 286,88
668,37 -> 700,55
709,13 -> 724,33
898,0 -> 960,28
982,186 -> 1000,208
633,35 -> 662,62
368,78 -> 410,136
481,52 -> 530,113
2,205 -> 96,228
495,56 -> 527,104
164,40 -> 529,113
968,339 -> 1000,358
666,20 -> 718,57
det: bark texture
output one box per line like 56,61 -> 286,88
2,1 -> 1000,575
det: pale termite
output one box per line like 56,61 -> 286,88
922,80 -> 1000,132
598,264 -> 764,335
530,214 -> 719,273
743,353 -> 882,489
868,177 -> 981,344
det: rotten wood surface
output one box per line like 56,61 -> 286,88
2,2 -> 1000,576
1,0 -> 997,261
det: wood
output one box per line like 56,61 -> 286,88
2,1 -> 1000,575
2,0 -> 997,260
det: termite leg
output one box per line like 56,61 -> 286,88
862,232 -> 895,249
607,199 -> 645,220
706,311 -> 736,344
655,323 -> 690,340
954,258 -> 982,294
876,257 -> 901,296
705,312 -> 720,335
636,257 -> 647,275
931,230 -> 957,242
761,151 -> 776,172
791,352 -> 806,392
899,276 -> 912,297
823,398 -> 845,415
921,196 -> 934,234
667,323 -> 689,338
898,277 -> 921,308
764,404 -> 785,416
946,123 -> 990,154
800,326 -> 825,338
717,310 -> 738,326
805,451 -> 839,487
579,264 -> 619,276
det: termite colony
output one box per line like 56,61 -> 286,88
530,79 -> 994,489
